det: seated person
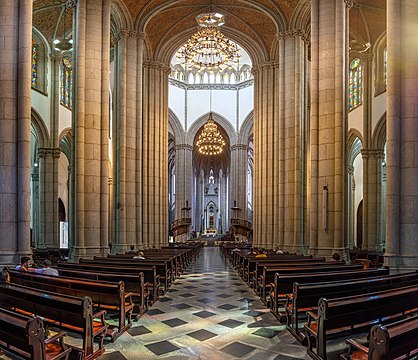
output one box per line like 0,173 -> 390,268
15,256 -> 33,272
249,248 -> 258,255
133,251 -> 145,259
256,249 -> 267,258
127,245 -> 137,254
35,259 -> 59,276
0,268 -> 10,284
275,247 -> 284,254
330,252 -> 340,262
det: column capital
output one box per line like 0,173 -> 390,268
175,144 -> 193,152
113,29 -> 144,44
38,148 -> 61,159
344,0 -> 354,9
143,60 -> 171,74
63,0 -> 77,9
361,148 -> 385,159
108,177 -> 113,185
347,164 -> 355,175
252,61 -> 280,75
278,28 -> 309,43
230,144 -> 248,151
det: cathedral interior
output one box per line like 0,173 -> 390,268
1,0 -> 418,359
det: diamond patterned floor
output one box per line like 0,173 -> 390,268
95,247 -> 310,359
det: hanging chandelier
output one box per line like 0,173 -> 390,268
177,12 -> 240,70
196,114 -> 226,155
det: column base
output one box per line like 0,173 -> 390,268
69,246 -> 109,261
384,254 -> 418,273
0,250 -> 32,267
308,246 -> 349,261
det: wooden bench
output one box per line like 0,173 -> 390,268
58,262 -> 159,303
7,268 -> 134,341
55,267 -> 150,314
256,264 -> 363,304
81,258 -> 171,294
0,307 -> 71,360
270,267 -> 390,317
340,314 -> 418,360
0,283 -> 108,360
287,271 -> 418,342
304,284 -> 418,360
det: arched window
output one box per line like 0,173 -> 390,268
61,58 -> 73,109
349,58 -> 362,110
32,39 -> 38,88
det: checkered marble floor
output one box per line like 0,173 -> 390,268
98,247 -> 310,360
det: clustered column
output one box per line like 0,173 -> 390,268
279,29 -> 308,253
253,62 -> 280,248
310,0 -> 347,257
0,0 -> 33,264
230,144 -> 248,220
38,148 -> 61,248
70,0 -> 110,260
142,61 -> 170,248
112,30 -> 144,252
386,0 -> 418,270
174,143 -> 193,240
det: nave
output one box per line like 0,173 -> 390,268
98,247 -> 308,360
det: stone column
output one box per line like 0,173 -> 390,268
347,165 -> 355,248
31,172 -> 40,248
70,0 -> 110,260
38,148 -> 61,248
230,144 -> 248,219
280,29 -> 308,253
253,62 -> 280,248
0,0 -> 32,264
310,0 -> 347,257
36,52 -> 63,250
361,149 -> 384,251
386,0 -> 418,270
174,144 -> 193,240
112,30 -> 144,253
142,61 -> 169,248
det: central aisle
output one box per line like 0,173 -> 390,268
101,247 -> 309,360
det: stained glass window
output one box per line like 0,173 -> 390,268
383,47 -> 388,88
61,58 -> 73,109
32,39 -> 38,88
349,58 -> 362,110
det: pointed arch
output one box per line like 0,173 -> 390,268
168,109 -> 185,144
373,112 -> 386,150
31,108 -> 49,148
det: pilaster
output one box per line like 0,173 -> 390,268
386,0 -> 418,270
0,0 -> 33,264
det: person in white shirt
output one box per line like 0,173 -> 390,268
35,259 -> 59,276
133,251 -> 145,259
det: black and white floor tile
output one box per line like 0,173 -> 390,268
98,247 -> 310,360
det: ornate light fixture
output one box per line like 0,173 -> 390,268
177,12 -> 240,70
53,1 -> 74,52
196,114 -> 226,155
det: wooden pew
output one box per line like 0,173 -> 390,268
256,264 -> 363,304
341,314 -> 418,360
0,283 -> 108,360
244,257 -> 327,285
304,285 -> 418,360
0,307 -> 71,360
287,271 -> 418,342
7,268 -> 134,341
58,262 -> 159,303
80,258 -> 171,294
270,267 -> 390,317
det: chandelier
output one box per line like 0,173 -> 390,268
196,114 -> 226,155
177,12 -> 240,70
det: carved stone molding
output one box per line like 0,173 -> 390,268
113,29 -> 144,44
230,144 -> 248,151
64,0 -> 77,9
252,61 -> 280,75
175,144 -> 193,152
143,61 -> 171,74
344,0 -> 354,9
278,28 -> 309,43
347,164 -> 355,175
38,148 -> 61,159
108,177 -> 113,185
361,149 -> 385,159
